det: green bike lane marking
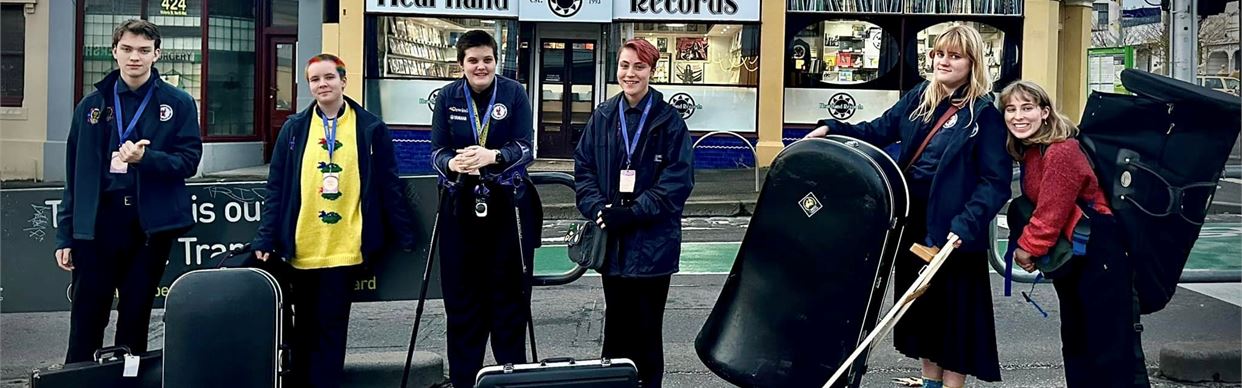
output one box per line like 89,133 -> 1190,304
533,242 -> 742,275
534,224 -> 1241,275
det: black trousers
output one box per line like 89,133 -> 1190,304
285,265 -> 356,388
1053,213 -> 1150,387
602,275 -> 672,388
66,194 -> 178,363
439,193 -> 533,388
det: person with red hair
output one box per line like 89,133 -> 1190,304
573,38 -> 695,387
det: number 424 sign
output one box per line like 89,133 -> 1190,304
161,0 -> 188,16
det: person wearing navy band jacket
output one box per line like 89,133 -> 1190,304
805,25 -> 1010,386
55,20 -> 202,363
429,30 -> 542,388
574,38 -> 695,388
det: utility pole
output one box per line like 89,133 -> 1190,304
1116,0 -> 1126,47
1168,0 -> 1198,82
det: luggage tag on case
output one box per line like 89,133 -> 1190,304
619,170 -> 637,193
123,354 -> 140,377
110,152 -> 128,174
322,173 -> 340,194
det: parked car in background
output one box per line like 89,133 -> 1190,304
1198,75 -> 1240,95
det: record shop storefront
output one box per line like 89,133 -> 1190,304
362,0 -> 764,173
780,7 -> 1024,144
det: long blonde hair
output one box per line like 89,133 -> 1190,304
909,24 -> 993,124
999,80 -> 1079,160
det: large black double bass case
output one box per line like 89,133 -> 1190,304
696,136 -> 908,387
1078,69 -> 1241,314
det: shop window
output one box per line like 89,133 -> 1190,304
206,0 -> 257,137
789,20 -> 896,86
609,23 -> 760,86
271,0 -> 297,27
1,4 -> 24,107
1093,3 -> 1109,31
80,0 -> 144,98
916,21 -> 1005,83
372,17 -> 519,80
790,0 -> 1022,14
147,1 -> 204,112
364,16 -> 519,126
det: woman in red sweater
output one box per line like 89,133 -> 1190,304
1001,80 -> 1150,387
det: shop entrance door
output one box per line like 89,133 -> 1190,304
537,40 -> 596,159
261,35 -> 297,162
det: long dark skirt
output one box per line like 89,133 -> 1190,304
891,198 -> 1002,382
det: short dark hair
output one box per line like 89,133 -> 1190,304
456,30 -> 498,63
112,19 -> 161,49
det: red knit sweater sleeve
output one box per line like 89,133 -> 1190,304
1017,142 -> 1089,256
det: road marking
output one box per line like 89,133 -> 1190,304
1181,283 -> 1242,307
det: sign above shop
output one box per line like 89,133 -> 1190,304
368,0 -> 520,18
368,0 -> 758,21
614,0 -> 759,21
520,0 -> 613,22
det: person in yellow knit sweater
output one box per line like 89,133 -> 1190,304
251,53 -> 415,387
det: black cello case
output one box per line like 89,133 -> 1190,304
696,136 -> 909,387
1078,69 -> 1241,314
163,267 -> 286,387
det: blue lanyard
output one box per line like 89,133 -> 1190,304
318,107 -> 340,162
618,95 -> 653,168
463,81 -> 498,146
113,80 -> 155,148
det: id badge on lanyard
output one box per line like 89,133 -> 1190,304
618,96 -> 653,193
320,110 -> 341,194
110,80 -> 155,174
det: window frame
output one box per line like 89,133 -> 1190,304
75,0 -> 273,142
1,3 -> 26,107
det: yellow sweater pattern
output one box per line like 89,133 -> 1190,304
293,104 -> 364,269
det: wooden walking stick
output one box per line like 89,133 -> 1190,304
822,235 -> 959,388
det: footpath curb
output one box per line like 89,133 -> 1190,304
1159,341 -> 1242,383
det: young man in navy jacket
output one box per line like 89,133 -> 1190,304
55,19 -> 202,363
430,30 -> 542,388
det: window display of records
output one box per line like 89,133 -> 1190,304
387,38 -> 448,62
382,17 -> 459,78
385,58 -> 463,78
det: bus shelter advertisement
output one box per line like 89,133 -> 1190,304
1,177 -> 443,313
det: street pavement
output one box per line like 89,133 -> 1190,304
3,217 -> 1239,387
3,165 -> 1239,387
3,274 -> 1238,387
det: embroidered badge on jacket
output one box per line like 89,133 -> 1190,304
491,103 -> 508,120
159,104 -> 174,122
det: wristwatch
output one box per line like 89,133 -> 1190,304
494,150 -> 506,165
